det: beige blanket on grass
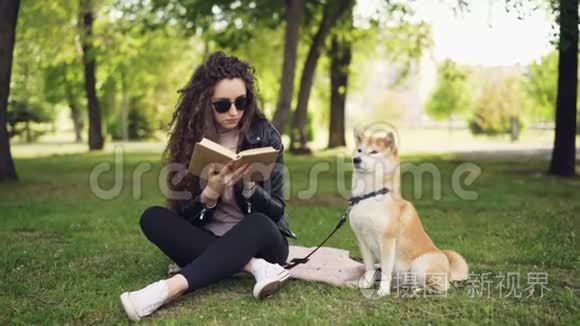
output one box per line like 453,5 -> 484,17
168,245 -> 365,288
285,245 -> 365,288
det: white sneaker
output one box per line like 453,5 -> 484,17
252,262 -> 290,299
120,280 -> 169,321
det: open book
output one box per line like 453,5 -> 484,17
188,138 -> 279,181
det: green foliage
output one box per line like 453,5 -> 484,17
106,118 -> 122,141
524,51 -> 580,130
524,51 -> 559,121
10,0 -> 196,143
9,6 -> 60,142
146,0 -> 284,49
8,0 -> 442,146
128,106 -> 155,140
108,100 -> 155,141
6,100 -> 53,141
8,59 -> 56,140
348,3 -> 433,90
18,0 -> 566,147
381,22 -> 433,85
426,60 -> 472,121
16,0 -> 83,98
95,10 -> 198,135
229,26 -> 285,117
469,74 -> 528,135
43,61 -> 85,107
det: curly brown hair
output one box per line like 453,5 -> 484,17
163,51 -> 266,211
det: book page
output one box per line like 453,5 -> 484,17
188,138 -> 237,178
236,147 -> 279,181
198,138 -> 237,158
238,147 -> 277,156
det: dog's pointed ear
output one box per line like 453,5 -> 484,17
353,127 -> 363,145
386,132 -> 398,155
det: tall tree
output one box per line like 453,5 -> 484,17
63,64 -> 85,143
0,0 -> 20,182
272,0 -> 304,133
549,0 -> 578,176
327,6 -> 353,149
44,60 -> 85,143
290,0 -> 354,154
79,0 -> 104,150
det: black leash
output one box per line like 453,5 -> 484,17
283,187 -> 389,270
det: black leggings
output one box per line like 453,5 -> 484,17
140,206 -> 289,292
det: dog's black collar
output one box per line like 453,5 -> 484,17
349,187 -> 390,206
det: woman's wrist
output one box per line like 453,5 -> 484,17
201,186 -> 220,208
242,181 -> 256,199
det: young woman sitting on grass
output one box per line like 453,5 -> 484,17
120,52 -> 296,321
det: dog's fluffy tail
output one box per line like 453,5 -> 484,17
442,250 -> 468,281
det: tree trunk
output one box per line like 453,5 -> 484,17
328,34 -> 351,148
70,103 -> 83,143
510,116 -> 520,142
0,0 -> 20,182
63,66 -> 83,143
79,0 -> 104,150
290,0 -> 354,154
25,121 -> 31,143
549,0 -> 578,177
120,67 -> 129,141
272,0 -> 304,134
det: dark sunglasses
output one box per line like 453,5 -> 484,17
211,96 -> 249,113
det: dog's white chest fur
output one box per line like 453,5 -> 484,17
349,194 -> 391,260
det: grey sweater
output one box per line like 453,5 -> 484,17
202,128 -> 245,236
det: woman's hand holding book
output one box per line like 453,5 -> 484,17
200,161 -> 253,207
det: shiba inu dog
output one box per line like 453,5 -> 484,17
349,129 -> 468,297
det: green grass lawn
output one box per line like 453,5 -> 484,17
1,151 -> 578,324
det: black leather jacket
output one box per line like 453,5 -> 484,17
175,118 -> 297,239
